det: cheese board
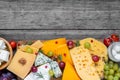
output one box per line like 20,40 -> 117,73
0,34 -> 120,80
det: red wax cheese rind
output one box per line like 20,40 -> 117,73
7,50 -> 36,79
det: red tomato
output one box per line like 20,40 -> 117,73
9,40 -> 17,49
111,34 -> 119,42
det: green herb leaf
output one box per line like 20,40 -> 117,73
75,41 -> 80,47
58,55 -> 62,61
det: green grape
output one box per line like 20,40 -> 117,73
113,63 -> 119,71
49,69 -> 54,76
104,70 -> 109,75
113,76 -> 119,80
47,51 -> 54,57
115,73 -> 120,78
104,64 -> 109,71
84,42 -> 91,49
107,75 -> 114,80
26,47 -> 33,53
117,68 -> 120,73
109,63 -> 114,69
109,61 -> 114,64
104,75 -> 107,79
109,69 -> 114,75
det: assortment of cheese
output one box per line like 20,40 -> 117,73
4,38 -> 108,80
0,40 -> 10,65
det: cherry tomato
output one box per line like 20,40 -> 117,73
9,40 -> 17,49
111,34 -> 119,42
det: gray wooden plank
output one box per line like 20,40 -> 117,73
0,30 -> 119,40
0,0 -> 120,29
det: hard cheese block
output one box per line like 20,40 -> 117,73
55,44 -> 73,65
35,52 -> 53,66
62,62 -> 80,80
7,50 -> 36,79
31,40 -> 43,49
80,38 -> 107,78
70,46 -> 100,80
24,63 -> 51,80
41,38 -> 66,55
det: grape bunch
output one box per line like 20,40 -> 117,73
104,61 -> 120,80
0,70 -> 17,80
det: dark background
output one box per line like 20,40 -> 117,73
0,0 -> 120,40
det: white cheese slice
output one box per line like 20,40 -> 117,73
24,63 -> 51,80
0,40 -> 6,49
0,49 -> 10,62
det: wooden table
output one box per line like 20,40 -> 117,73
0,0 -> 120,80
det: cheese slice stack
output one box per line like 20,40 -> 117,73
70,46 -> 100,80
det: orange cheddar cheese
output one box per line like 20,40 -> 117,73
62,62 -> 80,80
55,44 -> 73,65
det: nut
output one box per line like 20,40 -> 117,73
18,58 -> 26,65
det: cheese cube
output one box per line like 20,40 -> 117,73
0,49 -> 10,62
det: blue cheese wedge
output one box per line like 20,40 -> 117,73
49,61 -> 62,78
24,63 -> 51,80
35,52 -> 53,66
0,49 -> 10,62
0,40 -> 6,49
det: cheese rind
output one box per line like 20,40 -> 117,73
70,46 -> 100,80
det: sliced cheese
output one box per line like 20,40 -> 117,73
70,46 -> 100,80
80,38 -> 107,78
31,40 -> 43,49
62,62 -> 80,80
7,50 -> 36,79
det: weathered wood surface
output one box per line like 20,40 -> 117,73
0,0 -> 120,40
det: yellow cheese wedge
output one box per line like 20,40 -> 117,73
62,62 -> 80,80
41,38 -> 66,54
31,40 -> 43,49
80,38 -> 107,78
19,45 -> 39,54
55,44 -> 73,65
70,46 -> 100,80
7,50 -> 36,79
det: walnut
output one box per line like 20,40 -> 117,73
18,58 -> 26,65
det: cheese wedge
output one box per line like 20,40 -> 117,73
7,50 -> 36,79
31,40 -> 43,49
70,46 -> 100,80
62,62 -> 80,80
41,38 -> 66,54
80,38 -> 107,78
55,44 -> 73,65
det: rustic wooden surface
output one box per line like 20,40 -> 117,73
0,0 -> 120,80
0,0 -> 120,40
